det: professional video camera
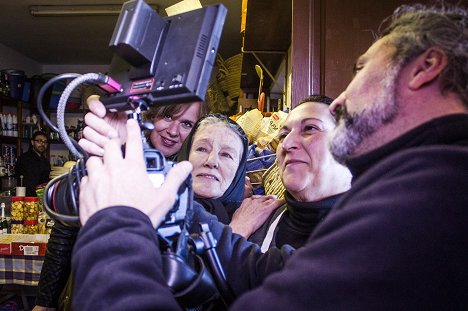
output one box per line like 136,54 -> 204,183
39,0 -> 234,308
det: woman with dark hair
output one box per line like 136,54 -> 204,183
78,96 -> 206,161
146,101 -> 207,160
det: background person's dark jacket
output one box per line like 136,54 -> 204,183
15,148 -> 50,196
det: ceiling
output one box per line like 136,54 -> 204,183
0,0 -> 242,66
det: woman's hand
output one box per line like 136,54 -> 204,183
78,95 -> 129,156
230,195 -> 284,238
243,176 -> 254,198
79,118 -> 192,227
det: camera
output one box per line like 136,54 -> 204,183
144,148 -> 192,240
100,0 -> 227,112
41,0 -> 226,227
40,1 -> 233,308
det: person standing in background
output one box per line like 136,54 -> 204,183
15,131 -> 51,197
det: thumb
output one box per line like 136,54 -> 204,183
163,161 -> 193,195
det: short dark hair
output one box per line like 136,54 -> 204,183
297,95 -> 334,106
32,131 -> 48,140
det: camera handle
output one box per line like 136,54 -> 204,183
190,223 -> 235,306
126,101 -> 154,149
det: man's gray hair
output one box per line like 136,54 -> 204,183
379,2 -> 468,106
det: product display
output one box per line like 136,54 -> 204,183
23,196 -> 39,234
10,196 -> 24,234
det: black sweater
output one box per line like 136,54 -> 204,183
72,114 -> 468,310
249,191 -> 342,250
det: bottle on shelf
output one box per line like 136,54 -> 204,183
0,202 -> 8,234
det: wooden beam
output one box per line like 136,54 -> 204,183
292,0 -> 325,107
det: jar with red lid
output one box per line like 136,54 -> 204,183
23,197 -> 39,234
10,196 -> 24,234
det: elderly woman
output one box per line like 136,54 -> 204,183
176,113 -> 282,224
231,95 -> 352,251
176,114 -> 249,223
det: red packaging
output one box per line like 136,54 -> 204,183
11,235 -> 48,256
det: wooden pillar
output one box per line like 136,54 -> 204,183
291,0 -> 325,107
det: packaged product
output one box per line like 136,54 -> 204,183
23,197 -> 39,234
10,196 -> 24,234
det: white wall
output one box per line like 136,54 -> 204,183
0,43 -> 42,75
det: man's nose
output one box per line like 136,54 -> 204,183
329,91 -> 346,117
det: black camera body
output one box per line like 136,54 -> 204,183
144,147 -> 192,239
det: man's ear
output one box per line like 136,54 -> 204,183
408,47 -> 448,90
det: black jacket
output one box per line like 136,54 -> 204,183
35,222 -> 79,308
15,148 -> 50,197
72,114 -> 468,310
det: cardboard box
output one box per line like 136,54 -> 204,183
0,234 -> 31,255
0,240 -> 11,255
10,234 -> 49,256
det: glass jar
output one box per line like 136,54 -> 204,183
23,197 -> 39,234
10,196 -> 24,234
37,211 -> 47,234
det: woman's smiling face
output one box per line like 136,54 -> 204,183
189,123 -> 243,199
150,102 -> 201,157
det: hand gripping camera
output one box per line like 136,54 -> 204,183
39,0 -> 234,308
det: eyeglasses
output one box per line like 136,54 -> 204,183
34,140 -> 49,145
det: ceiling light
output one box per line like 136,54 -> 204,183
29,4 -> 158,17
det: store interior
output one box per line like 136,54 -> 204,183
0,0 -> 455,309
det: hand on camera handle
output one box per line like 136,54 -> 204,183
79,118 -> 193,228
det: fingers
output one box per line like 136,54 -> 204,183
78,175 -> 90,226
102,136 -> 124,169
147,161 -> 192,228
124,119 -> 144,168
85,156 -> 103,180
163,161 -> 193,195
251,194 -> 277,201
78,137 -> 104,157
84,112 -> 118,140
87,95 -> 107,117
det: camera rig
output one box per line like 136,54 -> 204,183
39,0 -> 234,308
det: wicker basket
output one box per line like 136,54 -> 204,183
262,161 -> 286,199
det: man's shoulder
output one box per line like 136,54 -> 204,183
343,144 -> 468,214
359,144 -> 468,183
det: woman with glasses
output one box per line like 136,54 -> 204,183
15,131 -> 51,197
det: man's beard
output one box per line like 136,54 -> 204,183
329,63 -> 402,164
